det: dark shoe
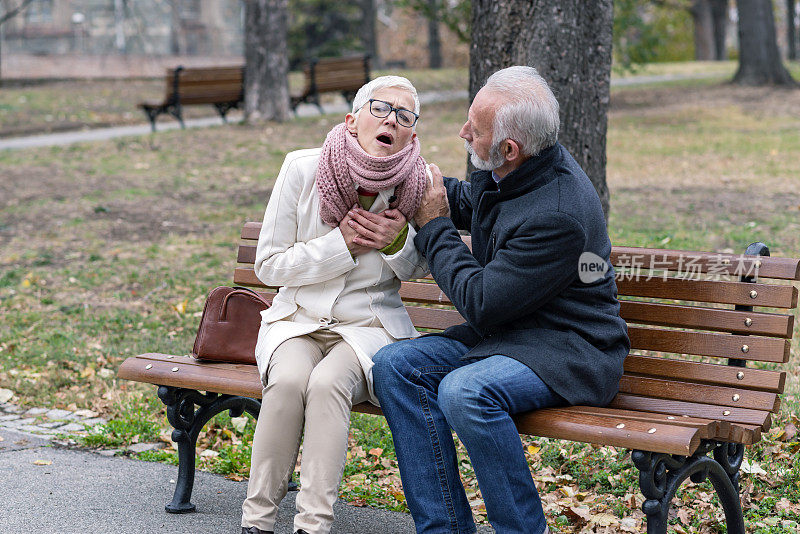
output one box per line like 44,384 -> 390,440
242,527 -> 273,534
295,531 -> 309,534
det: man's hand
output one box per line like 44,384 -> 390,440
349,207 -> 407,249
339,209 -> 372,256
414,164 -> 450,228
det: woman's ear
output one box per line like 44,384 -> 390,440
345,113 -> 358,135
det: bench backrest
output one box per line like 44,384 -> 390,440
301,55 -> 370,94
164,66 -> 244,105
234,222 -> 800,442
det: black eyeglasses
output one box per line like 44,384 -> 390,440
363,99 -> 419,128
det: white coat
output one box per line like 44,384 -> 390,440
253,148 -> 429,403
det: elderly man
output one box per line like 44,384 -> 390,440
371,66 -> 630,534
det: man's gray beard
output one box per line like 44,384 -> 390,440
464,140 -> 505,171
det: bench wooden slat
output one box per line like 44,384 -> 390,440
611,247 -> 800,281
609,393 -> 771,431
548,406 -> 723,438
628,326 -> 789,363
513,409 -> 702,456
554,405 -> 769,444
619,300 -> 793,338
238,244 -> 257,263
623,354 -> 785,393
726,424 -> 762,445
616,277 -> 797,308
118,354 -> 263,399
234,267 -> 267,287
618,375 -> 780,412
242,222 -> 261,240
178,86 -> 242,97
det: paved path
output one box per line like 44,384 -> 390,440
0,428 -> 424,534
0,401 -> 493,533
0,70 -> 726,151
0,90 -> 467,151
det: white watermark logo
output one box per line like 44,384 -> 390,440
578,252 -> 610,283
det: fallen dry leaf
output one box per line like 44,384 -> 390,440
590,512 -> 619,527
230,416 -> 247,433
781,422 -> 797,442
620,516 -> 638,532
368,447 -> 383,457
33,459 -> 52,466
568,505 -> 592,523
173,299 -> 188,314
0,388 -> 14,403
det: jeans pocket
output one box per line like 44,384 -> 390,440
410,365 -> 454,386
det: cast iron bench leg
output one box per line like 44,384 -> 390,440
142,107 -> 161,133
633,441 -> 745,534
214,102 -> 235,123
167,104 -> 185,129
157,386 -> 261,513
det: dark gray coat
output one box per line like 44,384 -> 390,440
414,143 -> 629,406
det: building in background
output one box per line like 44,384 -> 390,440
2,0 -> 244,57
1,0 -> 468,73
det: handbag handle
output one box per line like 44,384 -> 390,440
219,287 -> 270,321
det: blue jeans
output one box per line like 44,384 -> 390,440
372,336 -> 564,534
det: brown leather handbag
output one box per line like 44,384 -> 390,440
192,286 -> 270,365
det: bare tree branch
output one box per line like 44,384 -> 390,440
0,0 -> 36,26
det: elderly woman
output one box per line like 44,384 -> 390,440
241,76 -> 429,534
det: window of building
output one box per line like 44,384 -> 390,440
25,0 -> 54,23
179,0 -> 202,20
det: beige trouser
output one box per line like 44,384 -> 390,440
241,328 -> 369,534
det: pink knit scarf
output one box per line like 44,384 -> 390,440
316,122 -> 427,227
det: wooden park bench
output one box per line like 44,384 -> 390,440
117,221 -> 800,533
139,65 -> 244,132
290,55 -> 371,114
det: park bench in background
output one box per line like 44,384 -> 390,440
139,65 -> 244,132
290,55 -> 371,114
118,221 -> 800,534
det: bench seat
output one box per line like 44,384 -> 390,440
139,65 -> 244,132
290,55 -> 370,114
118,353 -> 745,456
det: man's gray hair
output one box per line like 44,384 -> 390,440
483,66 -> 560,157
351,75 -> 420,116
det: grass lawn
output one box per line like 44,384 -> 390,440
1,73 -> 799,533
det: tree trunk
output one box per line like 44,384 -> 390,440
691,0 -> 716,60
469,0 -> 613,219
733,0 -> 796,85
788,0 -> 797,60
360,0 -> 379,68
244,0 -> 291,122
0,0 -> 37,85
711,0 -> 729,60
428,0 -> 442,68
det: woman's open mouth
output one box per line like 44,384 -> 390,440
376,133 -> 394,146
